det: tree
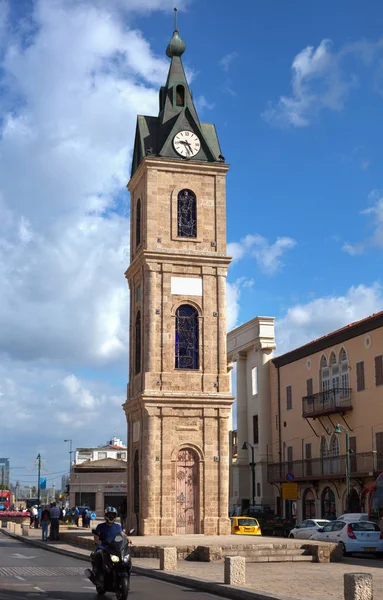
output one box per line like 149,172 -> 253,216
31,486 -> 37,496
0,484 -> 8,491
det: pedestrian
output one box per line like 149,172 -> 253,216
82,507 -> 87,527
49,502 -> 60,541
41,505 -> 50,541
30,505 -> 38,529
73,506 -> 80,527
84,509 -> 91,528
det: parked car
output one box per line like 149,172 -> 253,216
245,505 -> 295,537
337,513 -> 368,522
289,519 -> 330,539
310,519 -> 383,556
230,516 -> 262,536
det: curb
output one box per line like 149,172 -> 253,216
0,529 -> 298,600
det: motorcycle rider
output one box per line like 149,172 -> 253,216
88,506 -> 131,587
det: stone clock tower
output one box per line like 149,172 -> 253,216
123,16 -> 233,536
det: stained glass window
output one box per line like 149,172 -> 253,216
175,304 -> 199,369
177,189 -> 196,238
136,198 -> 141,247
135,311 -> 141,374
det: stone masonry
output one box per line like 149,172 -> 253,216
123,157 -> 234,536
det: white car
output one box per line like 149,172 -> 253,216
310,519 -> 383,555
289,519 -> 330,539
337,513 -> 368,521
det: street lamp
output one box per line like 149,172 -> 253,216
334,424 -> 350,512
242,441 -> 256,506
64,439 -> 73,475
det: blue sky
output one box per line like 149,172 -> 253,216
0,0 -> 382,484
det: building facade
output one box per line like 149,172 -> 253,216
123,19 -> 233,536
269,311 -> 383,521
69,458 -> 127,516
0,458 -> 10,488
227,317 -> 276,512
74,437 -> 127,465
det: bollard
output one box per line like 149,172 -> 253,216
21,524 -> 30,537
224,556 -> 246,586
344,573 -> 373,600
159,547 -> 177,571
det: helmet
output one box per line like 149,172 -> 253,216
104,506 -> 118,523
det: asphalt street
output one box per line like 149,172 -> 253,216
0,533 -> 220,599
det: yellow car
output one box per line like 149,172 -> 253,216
230,516 -> 262,535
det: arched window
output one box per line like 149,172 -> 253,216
136,199 -> 141,248
135,311 -> 141,374
175,304 -> 199,370
320,355 -> 330,403
303,488 -> 316,519
339,348 -> 349,396
321,487 -> 336,519
176,85 -> 185,107
177,189 -> 197,238
329,352 -> 336,366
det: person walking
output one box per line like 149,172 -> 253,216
49,502 -> 60,541
40,505 -> 50,541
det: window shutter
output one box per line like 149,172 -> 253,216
375,355 -> 383,386
306,378 -> 313,396
253,415 -> 259,445
356,361 -> 365,392
286,385 -> 292,410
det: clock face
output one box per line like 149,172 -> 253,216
173,130 -> 201,158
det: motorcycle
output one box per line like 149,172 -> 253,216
85,528 -> 134,599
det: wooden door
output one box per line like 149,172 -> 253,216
176,449 -> 199,534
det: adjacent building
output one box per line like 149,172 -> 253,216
230,310 -> 383,521
227,317 -> 276,512
269,310 -> 383,520
69,437 -> 127,515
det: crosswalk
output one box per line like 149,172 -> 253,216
0,566 -> 85,577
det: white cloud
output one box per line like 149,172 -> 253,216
276,283 -> 383,354
362,190 -> 383,247
342,242 -> 365,256
220,52 -> 238,72
0,0 -> 193,474
195,95 -> 215,112
226,278 -> 254,331
263,37 -> 383,127
228,233 -> 296,274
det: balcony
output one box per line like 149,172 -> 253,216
302,388 -> 352,418
267,452 -> 381,483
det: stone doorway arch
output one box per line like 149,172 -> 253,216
176,448 -> 199,534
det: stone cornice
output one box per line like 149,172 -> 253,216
127,156 -> 230,191
125,250 -> 231,280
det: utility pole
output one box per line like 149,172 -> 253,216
37,453 -> 41,509
1,467 -> 4,489
52,482 -> 56,501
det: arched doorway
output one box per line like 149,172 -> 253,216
348,488 -> 360,512
321,487 -> 336,519
176,448 -> 199,534
303,489 -> 316,519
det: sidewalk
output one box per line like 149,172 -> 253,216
2,527 -> 383,600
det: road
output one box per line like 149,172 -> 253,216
0,533 -> 220,599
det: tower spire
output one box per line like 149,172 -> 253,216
166,7 -> 186,58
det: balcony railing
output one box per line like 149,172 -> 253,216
302,388 -> 352,418
267,452 -> 381,483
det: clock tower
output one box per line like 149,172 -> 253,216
123,13 -> 233,536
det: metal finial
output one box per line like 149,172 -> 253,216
174,7 -> 178,31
